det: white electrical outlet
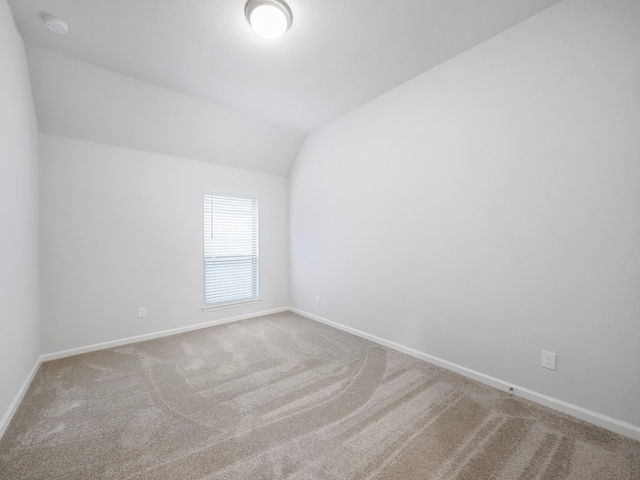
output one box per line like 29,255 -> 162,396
316,295 -> 321,304
541,351 -> 556,370
138,307 -> 146,318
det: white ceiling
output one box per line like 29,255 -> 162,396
9,0 -> 562,174
26,47 -> 305,176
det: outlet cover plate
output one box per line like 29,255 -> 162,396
541,351 -> 556,370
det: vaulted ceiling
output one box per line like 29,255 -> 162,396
9,0 -> 562,174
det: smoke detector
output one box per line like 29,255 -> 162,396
44,15 -> 69,35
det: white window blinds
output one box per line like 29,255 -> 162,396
203,193 -> 259,308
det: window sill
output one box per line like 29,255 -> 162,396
203,298 -> 262,312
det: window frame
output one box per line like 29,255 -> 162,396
202,191 -> 261,311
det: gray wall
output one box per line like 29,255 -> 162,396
289,0 -> 640,428
39,135 -> 289,354
0,0 -> 40,430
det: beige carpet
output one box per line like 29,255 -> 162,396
1,312 -> 638,479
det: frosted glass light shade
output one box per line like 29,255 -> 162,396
245,0 -> 292,39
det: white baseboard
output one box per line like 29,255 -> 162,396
7,307 -> 637,443
40,307 -> 289,362
2,307 -> 289,440
290,308 -> 640,442
0,357 -> 41,439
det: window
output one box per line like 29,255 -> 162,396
203,192 -> 259,308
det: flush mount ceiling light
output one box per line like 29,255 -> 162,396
245,0 -> 292,40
